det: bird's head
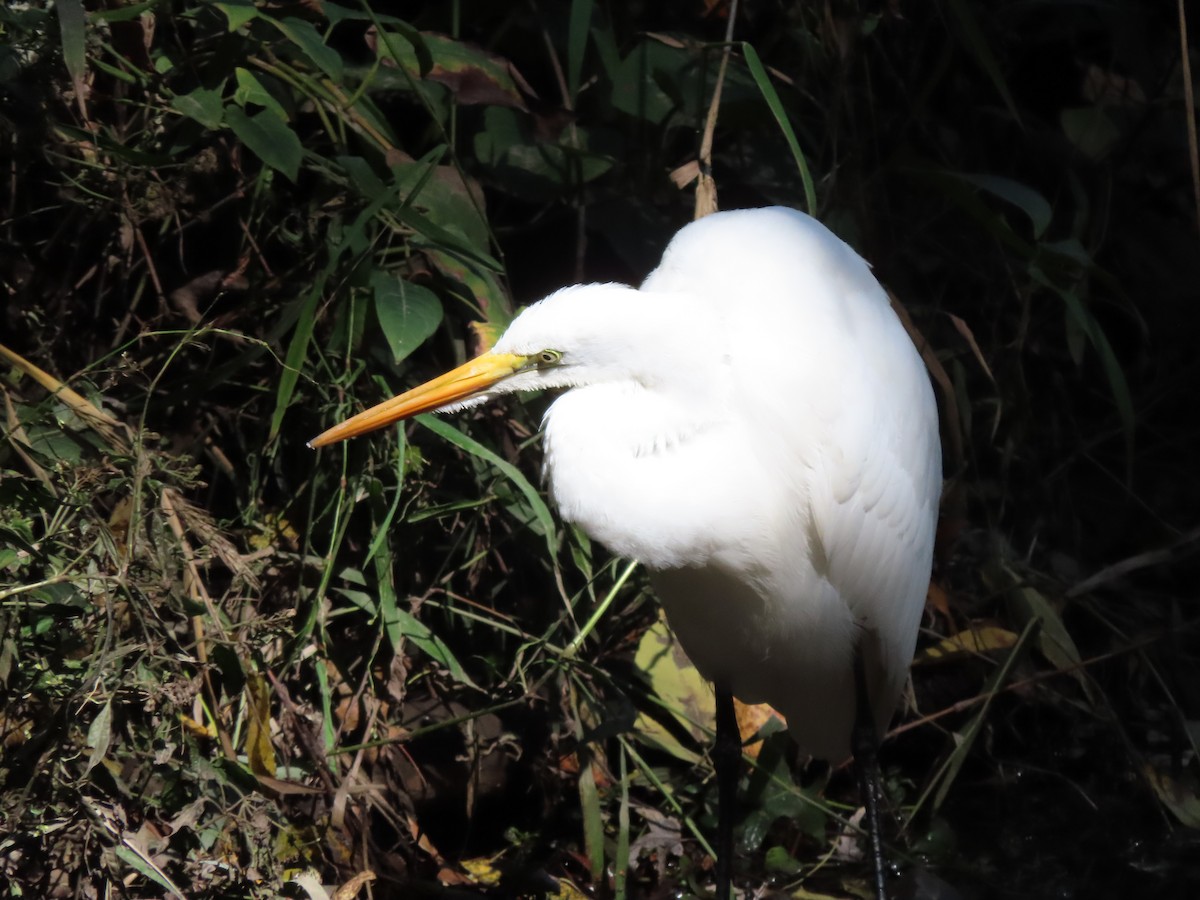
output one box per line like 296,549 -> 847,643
308,283 -> 704,449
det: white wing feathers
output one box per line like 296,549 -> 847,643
646,208 -> 941,756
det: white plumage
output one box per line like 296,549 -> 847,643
311,206 -> 941,762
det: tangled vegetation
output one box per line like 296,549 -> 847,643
1,1 -> 1198,897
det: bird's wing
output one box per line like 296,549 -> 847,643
643,208 -> 941,751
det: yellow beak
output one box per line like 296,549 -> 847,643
308,352 -> 528,448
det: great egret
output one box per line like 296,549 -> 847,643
310,207 -> 942,899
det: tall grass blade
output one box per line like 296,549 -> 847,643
741,42 -> 816,214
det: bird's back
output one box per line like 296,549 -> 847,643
542,208 -> 940,760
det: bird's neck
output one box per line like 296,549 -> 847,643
540,380 -> 750,570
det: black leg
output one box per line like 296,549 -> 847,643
852,653 -> 889,900
713,684 -> 739,900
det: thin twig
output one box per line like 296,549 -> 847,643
695,0 -> 740,219
1179,0 -> 1200,237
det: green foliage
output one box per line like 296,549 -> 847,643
1,1 -> 1197,898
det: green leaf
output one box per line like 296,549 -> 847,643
214,0 -> 258,31
922,619 -> 1040,817
578,749 -> 605,879
171,86 -> 224,129
84,699 -> 112,775
379,32 -> 525,108
1060,106 -> 1121,161
224,105 -> 302,182
363,20 -> 434,76
632,613 -> 709,764
373,274 -> 443,366
742,43 -> 816,215
1004,566 -> 1092,699
763,845 -> 804,876
273,187 -> 401,439
269,17 -> 343,81
388,606 -> 475,687
234,68 -> 288,119
610,40 -> 681,125
113,845 -> 188,899
55,0 -> 87,99
955,173 -> 1052,239
339,155 -> 386,198
1030,266 -> 1135,474
92,2 -> 157,24
567,0 -> 594,101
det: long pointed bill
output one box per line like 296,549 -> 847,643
308,352 -> 528,448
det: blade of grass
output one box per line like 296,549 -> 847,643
944,0 -> 1022,124
909,617 -> 1040,822
615,743 -> 630,900
1031,267 -> 1136,479
417,413 -> 558,557
567,0 -> 594,102
742,42 -> 816,214
55,0 -> 88,117
564,560 -> 638,659
271,181 -> 400,441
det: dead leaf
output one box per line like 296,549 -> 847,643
332,870 -> 377,900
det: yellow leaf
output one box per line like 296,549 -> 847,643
915,624 -> 1019,663
179,713 -> 216,739
634,612 -> 712,763
460,853 -> 505,885
244,674 -> 276,777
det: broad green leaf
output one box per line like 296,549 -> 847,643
55,0 -> 87,100
378,32 -> 526,109
215,0 -> 258,31
269,17 -> 343,80
390,161 -> 490,252
424,250 -> 513,324
360,17 -> 434,75
171,86 -> 224,129
339,155 -> 386,198
373,274 -> 443,365
610,40 -> 680,124
632,613 -> 710,764
224,105 -> 301,182
955,173 -> 1052,239
92,2 -> 157,24
234,68 -> 288,119
1004,565 -> 1092,700
1060,106 -> 1120,160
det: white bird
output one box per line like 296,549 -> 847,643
310,207 -> 941,896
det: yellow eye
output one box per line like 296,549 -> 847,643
537,349 -> 563,366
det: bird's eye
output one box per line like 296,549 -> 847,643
536,349 -> 563,367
